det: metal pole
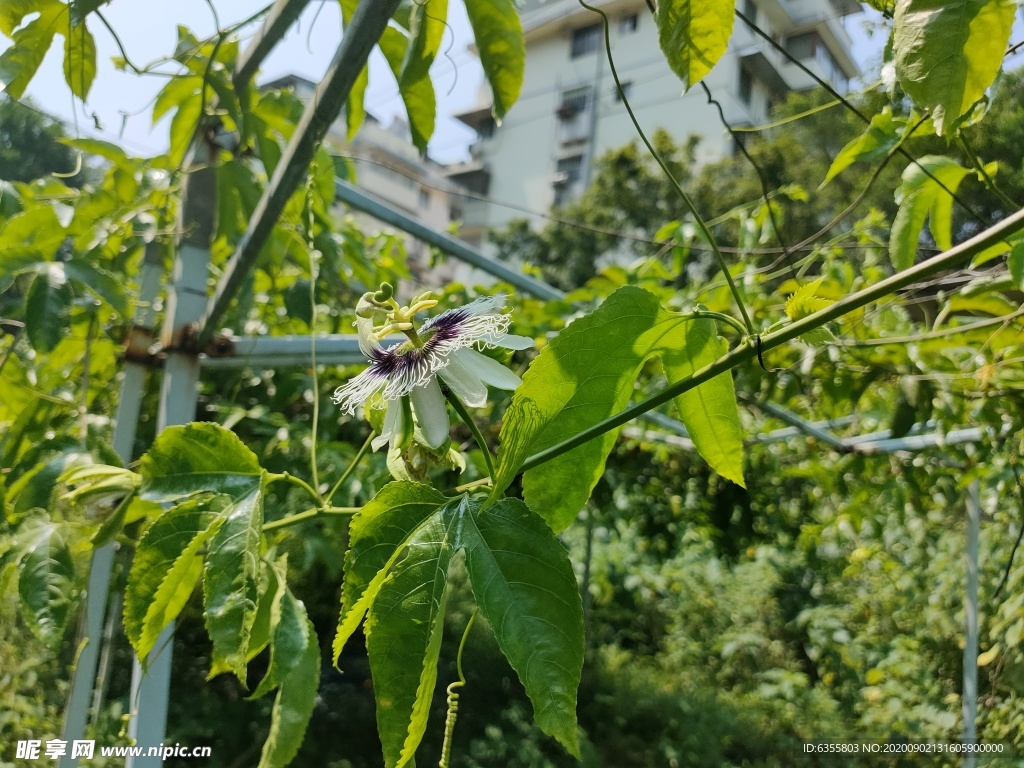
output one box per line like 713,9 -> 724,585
332,178 -> 566,301
234,0 -> 312,92
198,0 -> 404,344
963,480 -> 980,768
59,245 -> 163,768
126,146 -> 216,768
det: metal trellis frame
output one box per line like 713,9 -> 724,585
56,1 -> 994,759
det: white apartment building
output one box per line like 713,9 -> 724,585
446,0 -> 860,247
263,75 -> 461,286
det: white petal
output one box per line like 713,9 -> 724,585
372,402 -> 399,451
410,378 -> 450,448
495,334 -> 535,350
457,348 -> 522,391
437,351 -> 488,407
355,293 -> 383,356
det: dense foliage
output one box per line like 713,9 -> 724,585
3,1 -> 1024,767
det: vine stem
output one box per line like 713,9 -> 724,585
579,0 -> 755,336
325,432 -> 376,505
444,389 -> 496,481
438,611 -> 477,768
267,471 -> 323,505
262,505 -> 360,533
520,206 -> 1024,473
959,134 -> 1020,211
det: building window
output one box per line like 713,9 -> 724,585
478,116 -> 495,139
558,86 -> 590,119
553,154 -> 583,206
742,0 -> 757,23
738,67 -> 753,105
620,13 -> 638,34
419,188 -> 430,209
571,23 -> 601,58
784,32 -> 816,60
614,81 -> 633,102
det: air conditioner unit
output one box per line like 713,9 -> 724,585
551,171 -> 570,186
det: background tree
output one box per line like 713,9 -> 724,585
0,96 -> 81,186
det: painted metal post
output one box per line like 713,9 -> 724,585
963,480 -> 980,768
125,145 -> 216,768
59,244 -> 163,768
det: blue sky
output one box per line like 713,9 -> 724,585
1,2 -> 938,165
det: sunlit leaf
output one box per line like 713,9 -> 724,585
890,155 -> 975,271
63,18 -> 96,101
823,109 -> 903,186
123,495 -> 226,664
494,286 -> 744,531
0,3 -> 62,99
893,0 -> 1015,135
463,0 -> 524,121
656,0 -> 736,91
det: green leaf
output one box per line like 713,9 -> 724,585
1008,241 -> 1024,290
25,264 -> 72,353
91,492 -> 135,547
8,451 -> 84,519
153,75 -> 202,124
59,137 -> 130,168
822,109 -> 903,186
211,554 -> 281,678
258,618 -> 321,768
123,495 -> 226,663
333,481 -> 448,663
139,422 -> 264,503
251,573 -> 311,699
461,498 -> 583,757
401,0 -> 447,88
463,0 -> 524,121
203,481 -> 265,684
494,286 -> 743,532
655,0 -> 735,91
169,91 -> 203,166
890,155 -> 973,271
63,259 -> 129,316
364,499 -> 457,768
15,518 -> 75,651
0,3 -> 62,99
378,25 -> 435,155
893,0 -> 1015,135
785,277 -> 834,321
62,19 -> 96,100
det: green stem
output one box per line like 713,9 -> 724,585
267,471 -> 323,505
580,0 -> 755,336
689,309 -> 748,337
444,389 -> 495,481
959,134 -> 1020,211
325,432 -> 376,505
520,206 -> 1024,473
455,611 -> 477,683
263,505 -> 360,533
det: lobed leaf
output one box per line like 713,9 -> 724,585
823,109 -> 904,187
251,573 -> 311,699
495,286 -> 744,531
462,498 -> 584,756
890,155 -> 974,271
